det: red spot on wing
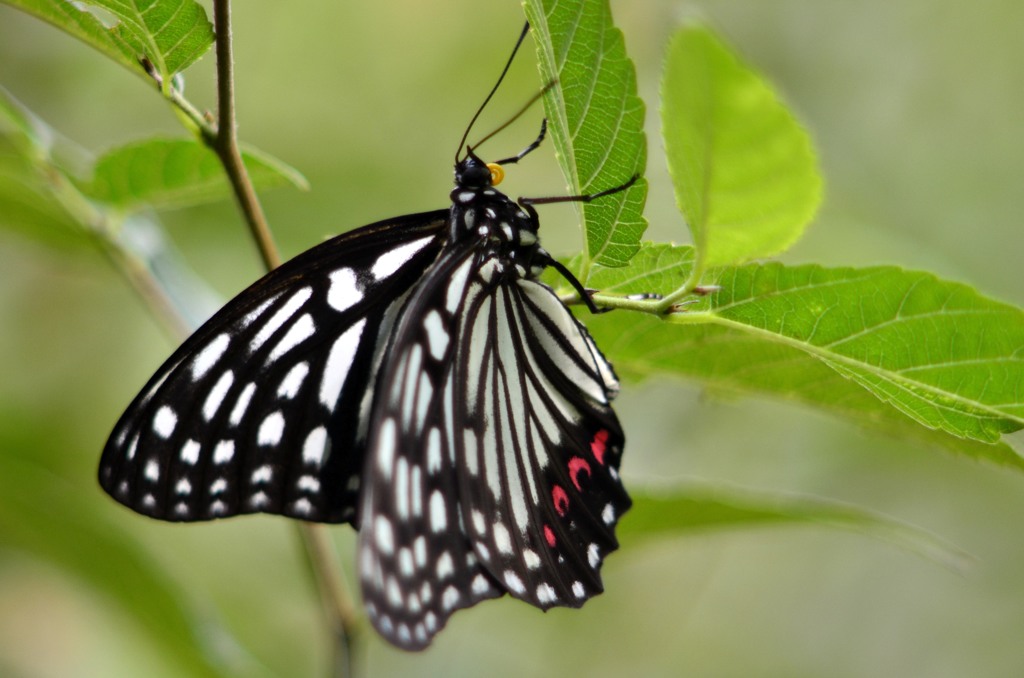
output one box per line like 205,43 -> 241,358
590,429 -> 609,465
568,456 -> 591,491
552,485 -> 569,516
544,524 -> 557,547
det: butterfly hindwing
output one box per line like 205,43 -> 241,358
357,242 -> 629,649
454,275 -> 629,608
357,245 -> 503,649
98,211 -> 448,524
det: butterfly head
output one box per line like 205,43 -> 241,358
454,149 -> 504,190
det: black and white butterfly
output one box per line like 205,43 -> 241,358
99,25 -> 633,651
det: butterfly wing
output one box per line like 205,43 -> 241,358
357,245 -> 630,649
99,211 -> 449,524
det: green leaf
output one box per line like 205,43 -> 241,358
662,25 -> 821,271
0,449 -> 227,678
93,0 -> 214,78
585,245 -> 1024,467
1,0 -> 213,82
524,0 -> 647,272
704,264 -> 1024,443
84,138 -> 308,209
622,484 -> 970,571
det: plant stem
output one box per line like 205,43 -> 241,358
211,0 -> 281,271
300,524 -> 362,678
209,2 -> 359,675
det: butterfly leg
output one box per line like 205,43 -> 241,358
491,117 -> 549,166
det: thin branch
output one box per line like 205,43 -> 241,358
210,0 -> 281,271
208,2 -> 360,676
300,524 -> 362,678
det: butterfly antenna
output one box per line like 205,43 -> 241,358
456,22 -> 531,162
472,80 -> 556,155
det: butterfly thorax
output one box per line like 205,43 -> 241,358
448,155 -> 545,283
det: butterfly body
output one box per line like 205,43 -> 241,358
101,144 -> 630,649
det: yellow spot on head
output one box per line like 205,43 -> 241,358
487,163 -> 504,186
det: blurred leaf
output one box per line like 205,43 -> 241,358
0,444 -> 228,678
662,25 -> 821,271
585,244 -> 1024,467
84,138 -> 308,209
0,87 -> 99,248
524,0 -> 647,271
0,83 -> 49,153
622,484 -> 971,571
0,0 -> 214,82
0,160 -> 93,248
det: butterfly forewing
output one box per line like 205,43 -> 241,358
99,212 -> 448,524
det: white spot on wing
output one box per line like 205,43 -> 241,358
229,382 -> 256,426
410,464 -> 422,518
240,294 -> 280,328
415,372 -> 432,432
371,236 -> 433,280
327,267 -> 362,312
398,548 -> 414,577
441,586 -> 460,611
422,309 -> 448,360
191,333 -> 230,381
375,515 -> 394,555
572,581 -> 585,598
250,287 -> 312,353
180,439 -> 200,465
292,497 -> 312,516
303,426 -> 329,466
436,551 -> 454,579
376,417 -> 396,480
536,583 -> 556,605
429,490 -> 447,532
258,411 -> 285,446
297,475 -> 319,493
472,574 -> 491,595
277,361 -> 310,399
472,510 -> 486,535
267,313 -> 315,363
446,259 -> 473,313
202,370 -> 235,421
320,319 -> 366,410
414,536 -> 426,568
602,502 -> 615,525
493,523 -> 512,554
144,459 -> 160,482
213,440 -> 235,464
251,465 -> 273,484
395,456 -> 410,520
153,406 -> 177,439
503,570 -> 525,595
426,426 -> 442,474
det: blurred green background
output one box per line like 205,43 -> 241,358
1,1 -> 1023,676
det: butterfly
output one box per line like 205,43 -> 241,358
98,24 -> 634,650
